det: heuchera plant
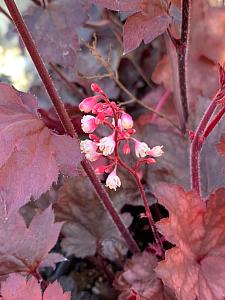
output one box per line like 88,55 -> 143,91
1,0 -> 225,299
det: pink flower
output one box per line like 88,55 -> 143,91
80,139 -> 98,153
98,134 -> 115,156
134,140 -> 150,158
81,115 -> 97,133
105,168 -> 121,191
147,145 -> 164,157
121,112 -> 133,130
79,96 -> 98,113
80,139 -> 100,161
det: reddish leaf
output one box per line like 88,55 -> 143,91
43,281 -> 71,300
0,274 -> 71,300
23,0 -> 90,67
0,204 -> 63,276
0,83 -> 82,214
93,0 -> 171,53
155,184 -> 225,300
114,251 -> 175,300
92,0 -> 143,11
123,13 -> 171,54
0,274 -> 41,300
54,177 -> 132,259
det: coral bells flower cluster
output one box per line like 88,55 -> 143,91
79,83 -> 164,191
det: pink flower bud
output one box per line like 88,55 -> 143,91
122,142 -> 131,155
79,96 -> 98,113
121,112 -> 133,130
95,165 -> 112,175
91,83 -> 104,94
89,134 -> 100,142
105,168 -> 121,191
81,115 -> 97,133
146,158 -> 156,164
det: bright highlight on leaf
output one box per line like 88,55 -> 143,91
0,274 -> 71,300
155,184 -> 225,300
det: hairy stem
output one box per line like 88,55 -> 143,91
190,93 -> 220,195
117,157 -> 164,257
204,106 -> 225,138
177,0 -> 191,131
81,160 -> 140,254
151,91 -> 171,123
5,0 -> 140,254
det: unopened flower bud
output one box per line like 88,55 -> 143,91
146,158 -> 156,164
79,96 -> 98,113
122,142 -> 131,155
121,112 -> 133,130
81,115 -> 97,133
91,83 -> 104,94
105,168 -> 121,191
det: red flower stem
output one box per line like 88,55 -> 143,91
204,105 -> 225,138
117,157 -> 164,257
81,160 -> 140,254
177,0 -> 191,131
109,103 -> 164,255
151,90 -> 171,123
190,92 -> 221,194
5,0 -> 140,255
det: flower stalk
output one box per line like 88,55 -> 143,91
4,0 -> 140,255
79,84 -> 165,257
190,64 -> 225,195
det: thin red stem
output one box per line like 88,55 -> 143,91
5,0 -> 140,255
204,105 -> 225,138
117,157 -> 164,257
177,0 -> 191,130
110,102 -> 164,256
151,91 -> 171,123
0,5 -> 12,21
190,91 -> 221,195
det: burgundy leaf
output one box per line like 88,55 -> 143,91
0,83 -> 82,214
0,203 -> 63,276
93,0 -> 171,53
114,251 -> 175,300
123,13 -> 171,54
92,0 -> 142,11
23,0 -> 90,67
54,177 -> 132,259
